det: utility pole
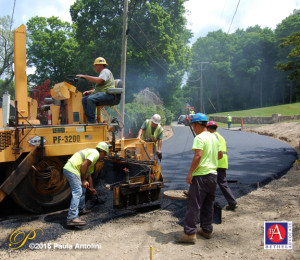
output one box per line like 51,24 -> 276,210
195,62 -> 209,113
120,0 -> 128,137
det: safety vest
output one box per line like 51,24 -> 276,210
227,116 -> 232,122
213,132 -> 228,169
94,69 -> 115,93
141,119 -> 163,143
64,148 -> 99,177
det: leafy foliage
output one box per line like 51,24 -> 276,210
185,19 -> 300,114
275,10 -> 300,101
0,15 -> 14,92
31,79 -> 52,124
0,79 -> 14,99
124,101 -> 173,136
26,16 -> 79,85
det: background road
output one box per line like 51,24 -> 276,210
161,124 -> 297,207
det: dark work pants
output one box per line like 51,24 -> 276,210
217,168 -> 236,204
184,174 -> 217,234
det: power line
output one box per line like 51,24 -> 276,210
128,33 -> 168,73
9,0 -> 16,34
131,17 -> 169,67
227,0 -> 240,34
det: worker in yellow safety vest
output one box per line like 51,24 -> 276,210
227,114 -> 232,128
63,142 -> 109,226
77,57 -> 115,123
206,121 -> 237,210
137,114 -> 163,160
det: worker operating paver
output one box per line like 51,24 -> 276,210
207,121 -> 237,210
175,113 -> 222,243
63,142 -> 109,226
77,57 -> 115,123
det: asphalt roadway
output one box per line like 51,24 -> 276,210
161,124 -> 297,207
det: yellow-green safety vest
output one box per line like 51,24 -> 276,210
94,70 -> 115,93
141,119 -> 163,143
64,148 -> 99,177
213,132 -> 228,169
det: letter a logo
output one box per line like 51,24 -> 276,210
269,224 -> 284,241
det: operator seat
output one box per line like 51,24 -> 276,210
96,79 -> 123,123
96,79 -> 123,106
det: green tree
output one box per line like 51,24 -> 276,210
0,15 -> 14,95
232,26 -> 278,109
276,32 -> 300,100
275,9 -> 300,102
26,16 -> 79,85
185,30 -> 236,113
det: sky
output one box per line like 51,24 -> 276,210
1,0 -> 300,43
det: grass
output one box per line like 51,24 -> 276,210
208,102 -> 300,117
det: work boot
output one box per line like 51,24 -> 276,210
226,202 -> 237,211
183,190 -> 189,197
79,209 -> 89,216
175,232 -> 196,244
198,229 -> 212,239
67,218 -> 87,226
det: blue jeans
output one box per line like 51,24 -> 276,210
82,92 -> 114,123
63,169 -> 86,221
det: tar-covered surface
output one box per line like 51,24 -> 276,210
162,125 -> 297,207
0,124 -> 297,250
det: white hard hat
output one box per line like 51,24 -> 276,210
151,114 -> 161,124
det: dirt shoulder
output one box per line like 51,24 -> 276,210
1,123 -> 299,259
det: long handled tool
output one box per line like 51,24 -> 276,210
186,116 -> 196,137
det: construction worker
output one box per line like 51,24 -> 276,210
227,114 -> 232,128
77,57 -> 115,123
176,113 -> 222,243
137,114 -> 163,160
63,142 -> 109,226
207,121 -> 237,210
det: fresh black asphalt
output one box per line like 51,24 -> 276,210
161,124 -> 297,207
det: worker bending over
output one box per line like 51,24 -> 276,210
63,142 -> 109,226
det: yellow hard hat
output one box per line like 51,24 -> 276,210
96,142 -> 109,154
93,57 -> 108,66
